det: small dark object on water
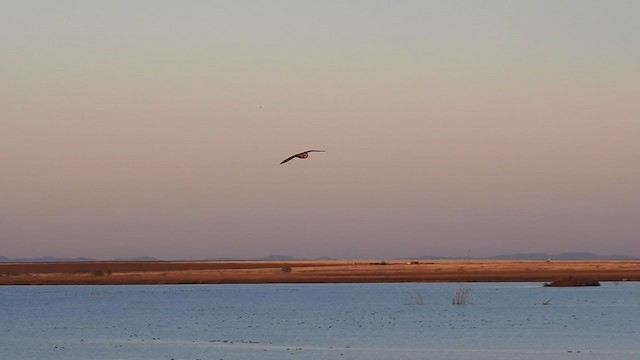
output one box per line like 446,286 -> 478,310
544,277 -> 600,287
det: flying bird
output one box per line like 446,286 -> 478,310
280,150 -> 325,164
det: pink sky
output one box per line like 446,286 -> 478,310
1,1 -> 639,259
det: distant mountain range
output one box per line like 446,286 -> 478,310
486,252 -> 639,260
0,252 -> 637,263
0,254 -> 326,262
0,256 -> 160,263
411,252 -> 638,260
0,256 -> 96,263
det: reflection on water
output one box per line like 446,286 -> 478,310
1,282 -> 639,359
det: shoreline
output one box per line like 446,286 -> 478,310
2,260 -> 640,285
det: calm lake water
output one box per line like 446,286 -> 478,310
1,282 -> 639,360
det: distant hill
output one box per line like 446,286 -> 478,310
0,256 -> 96,263
0,256 -> 160,262
255,254 -> 298,261
486,252 -> 638,260
404,252 -> 638,261
2,252 -> 636,263
410,255 -> 470,260
204,255 -> 337,261
111,256 -> 160,262
486,253 -> 553,260
202,255 -> 299,261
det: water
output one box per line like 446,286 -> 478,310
1,282 -> 639,359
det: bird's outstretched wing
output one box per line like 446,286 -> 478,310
280,154 -> 299,164
280,150 -> 325,164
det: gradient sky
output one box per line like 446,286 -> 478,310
2,1 -> 639,260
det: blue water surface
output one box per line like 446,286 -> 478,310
1,282 -> 639,359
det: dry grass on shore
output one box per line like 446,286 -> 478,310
1,260 -> 639,285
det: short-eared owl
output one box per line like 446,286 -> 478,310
280,150 -> 325,164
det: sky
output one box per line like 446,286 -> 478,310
1,1 -> 639,260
